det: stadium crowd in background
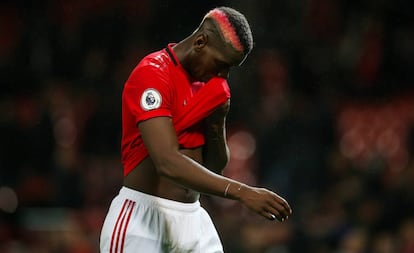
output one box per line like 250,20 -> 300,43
1,0 -> 414,252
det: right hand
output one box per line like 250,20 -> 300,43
239,185 -> 292,222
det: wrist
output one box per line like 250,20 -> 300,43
223,182 -> 246,200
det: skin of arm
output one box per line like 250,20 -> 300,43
202,100 -> 231,174
139,116 -> 292,221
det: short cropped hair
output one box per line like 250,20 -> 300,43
202,7 -> 254,57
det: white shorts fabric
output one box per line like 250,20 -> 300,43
100,187 -> 224,253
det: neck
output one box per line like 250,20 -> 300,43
172,36 -> 192,60
172,36 -> 194,75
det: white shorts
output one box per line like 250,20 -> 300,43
100,187 -> 223,253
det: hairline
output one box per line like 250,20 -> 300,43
199,18 -> 246,66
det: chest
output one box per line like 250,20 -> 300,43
169,72 -> 204,117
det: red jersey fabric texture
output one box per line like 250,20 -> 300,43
121,44 -> 231,176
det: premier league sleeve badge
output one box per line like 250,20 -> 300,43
140,88 -> 162,111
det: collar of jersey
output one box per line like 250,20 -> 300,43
166,43 -> 196,83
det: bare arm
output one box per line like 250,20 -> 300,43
139,116 -> 292,221
202,100 -> 230,174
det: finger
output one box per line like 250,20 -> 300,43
269,200 -> 290,220
280,198 -> 292,215
273,196 -> 292,217
267,212 -> 286,222
265,207 -> 285,222
262,210 -> 278,221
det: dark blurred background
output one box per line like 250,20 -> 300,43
1,0 -> 414,252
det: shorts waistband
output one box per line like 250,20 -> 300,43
119,186 -> 200,213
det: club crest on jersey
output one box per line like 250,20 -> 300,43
140,88 -> 161,111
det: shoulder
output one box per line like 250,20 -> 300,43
127,49 -> 172,83
138,49 -> 171,73
123,49 -> 177,102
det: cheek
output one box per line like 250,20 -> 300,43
194,60 -> 213,75
191,65 -> 204,77
198,54 -> 215,70
191,54 -> 217,80
201,61 -> 217,75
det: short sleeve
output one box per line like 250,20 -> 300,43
122,65 -> 172,125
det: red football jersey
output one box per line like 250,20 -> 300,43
122,44 -> 231,176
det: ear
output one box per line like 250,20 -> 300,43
193,33 -> 208,52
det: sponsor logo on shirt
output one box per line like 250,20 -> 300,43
140,88 -> 161,111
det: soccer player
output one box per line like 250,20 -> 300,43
100,6 -> 292,253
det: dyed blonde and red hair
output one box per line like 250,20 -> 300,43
202,7 -> 253,57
